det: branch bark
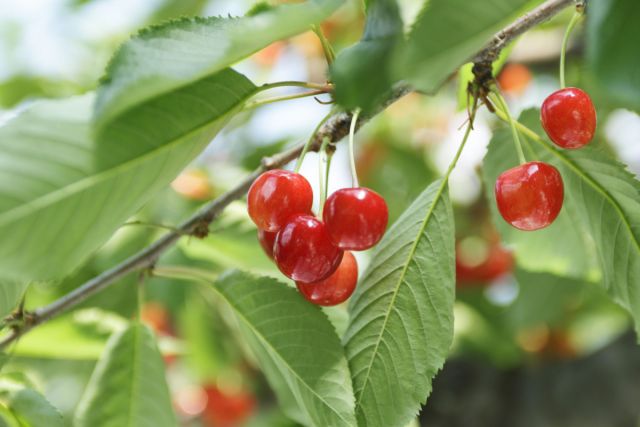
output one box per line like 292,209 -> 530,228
0,0 -> 573,349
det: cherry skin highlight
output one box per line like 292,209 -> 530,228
323,188 -> 388,250
257,229 -> 277,260
495,162 -> 564,231
541,87 -> 596,149
296,252 -> 358,306
247,170 -> 313,232
274,214 -> 343,283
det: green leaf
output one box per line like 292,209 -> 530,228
482,122 -> 598,280
0,282 -> 27,320
399,0 -> 534,93
0,377 -> 64,427
95,0 -> 343,129
212,271 -> 356,427
0,68 -> 255,281
505,109 -> 640,334
331,0 -> 403,112
74,322 -> 177,427
587,0 -> 640,113
0,406 -> 20,427
343,178 -> 455,427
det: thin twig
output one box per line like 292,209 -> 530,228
0,0 -> 572,349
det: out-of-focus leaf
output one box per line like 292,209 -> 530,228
400,0 -> 534,93
74,322 -> 177,427
331,0 -> 403,112
587,0 -> 640,113
344,178 -> 455,427
0,376 -> 64,427
0,406 -> 20,427
95,0 -> 343,129
211,271 -> 356,427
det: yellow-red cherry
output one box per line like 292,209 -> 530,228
495,162 -> 564,231
541,87 -> 596,149
274,214 -> 343,283
257,229 -> 277,260
296,251 -> 358,306
247,170 -> 313,232
323,188 -> 388,251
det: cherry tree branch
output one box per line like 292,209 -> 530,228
0,0 -> 573,350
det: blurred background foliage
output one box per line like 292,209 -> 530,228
0,0 -> 639,426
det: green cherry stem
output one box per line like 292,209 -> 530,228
312,24 -> 335,65
491,89 -> 527,165
257,81 -> 331,92
560,10 -> 583,89
318,137 -> 331,216
294,109 -> 334,173
242,90 -> 327,111
348,109 -> 361,187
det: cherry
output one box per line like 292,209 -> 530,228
495,162 -> 564,231
296,251 -> 358,306
323,188 -> 388,250
540,87 -> 596,149
274,214 -> 343,283
247,170 -> 313,232
257,229 -> 277,260
456,239 -> 513,286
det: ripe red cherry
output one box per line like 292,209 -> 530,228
540,87 -> 596,149
323,188 -> 388,250
274,214 -> 343,283
257,229 -> 277,259
296,251 -> 358,306
247,170 -> 313,232
495,162 -> 564,231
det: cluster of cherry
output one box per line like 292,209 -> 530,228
248,170 -> 388,306
495,87 -> 596,231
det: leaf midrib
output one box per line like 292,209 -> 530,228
354,178 -> 447,410
211,285 -> 354,427
0,93 -> 253,227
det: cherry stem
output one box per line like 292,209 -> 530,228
257,81 -> 332,92
294,110 -> 334,173
491,89 -> 527,165
312,24 -> 335,65
348,109 -> 361,187
242,90 -> 328,111
445,96 -> 480,180
560,10 -> 583,89
122,220 -> 181,233
318,137 -> 331,216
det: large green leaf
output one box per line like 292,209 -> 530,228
482,122 -> 599,280
0,376 -> 64,427
343,178 -> 455,427
95,0 -> 343,129
587,0 -> 640,113
0,283 -> 27,320
399,0 -> 534,93
505,109 -> 640,333
0,68 -> 255,281
212,271 -> 356,427
74,322 -> 176,427
331,0 -> 403,112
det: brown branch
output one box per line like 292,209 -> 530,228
474,0 -> 575,65
0,0 -> 572,350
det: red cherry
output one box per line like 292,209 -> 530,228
456,240 -> 513,286
274,214 -> 343,282
202,385 -> 255,427
541,87 -> 596,149
323,188 -> 388,250
257,229 -> 277,260
296,251 -> 358,306
495,162 -> 564,231
247,170 -> 313,232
